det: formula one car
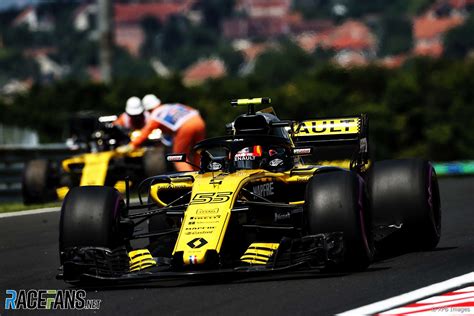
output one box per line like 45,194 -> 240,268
57,98 -> 441,285
22,114 -> 168,204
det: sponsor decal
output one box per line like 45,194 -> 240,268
4,289 -> 101,310
166,154 -> 185,162
269,158 -> 283,167
295,118 -> 358,136
253,182 -> 274,197
190,215 -> 221,220
234,153 -> 255,161
196,208 -> 219,214
187,237 -> 208,249
293,148 -> 312,155
208,162 -> 222,171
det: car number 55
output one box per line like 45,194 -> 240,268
190,192 -> 233,204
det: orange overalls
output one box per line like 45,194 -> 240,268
114,112 -> 149,130
131,104 -> 206,171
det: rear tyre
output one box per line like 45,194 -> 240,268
22,159 -> 58,205
305,171 -> 373,271
59,186 -> 124,258
143,147 -> 167,177
368,159 -> 441,251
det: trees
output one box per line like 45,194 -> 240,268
378,14 -> 413,56
140,16 -> 162,59
444,15 -> 474,59
0,48 -> 40,86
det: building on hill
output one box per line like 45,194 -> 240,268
73,3 -> 97,32
295,20 -> 376,67
235,0 -> 292,17
11,6 -> 54,32
413,14 -> 465,57
114,2 -> 190,56
182,58 -> 226,86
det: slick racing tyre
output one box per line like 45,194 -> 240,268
22,159 -> 58,205
59,186 -> 124,257
305,171 -> 373,271
368,159 -> 441,251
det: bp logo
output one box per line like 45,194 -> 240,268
187,238 -> 208,248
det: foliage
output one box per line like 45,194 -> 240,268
200,0 -> 234,30
378,14 -> 413,56
252,40 -> 315,87
146,14 -> 241,72
444,15 -> 474,59
0,48 -> 40,85
1,58 -> 474,161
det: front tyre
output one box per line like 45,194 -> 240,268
59,186 -> 125,260
305,171 -> 373,271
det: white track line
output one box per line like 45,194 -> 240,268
0,206 -> 61,219
338,272 -> 474,315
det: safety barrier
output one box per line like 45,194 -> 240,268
0,145 -> 78,202
432,161 -> 474,176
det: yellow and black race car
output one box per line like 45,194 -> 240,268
57,98 -> 441,285
22,114 -> 168,204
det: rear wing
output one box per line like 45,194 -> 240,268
290,114 -> 369,170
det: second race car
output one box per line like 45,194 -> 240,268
22,113 -> 169,204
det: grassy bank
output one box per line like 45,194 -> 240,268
0,201 -> 61,213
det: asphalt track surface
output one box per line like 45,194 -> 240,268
0,177 -> 473,315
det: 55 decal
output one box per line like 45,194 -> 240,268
190,192 -> 233,204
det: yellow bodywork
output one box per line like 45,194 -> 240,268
60,148 -> 146,190
240,243 -> 280,265
129,249 -> 157,272
79,152 -> 115,186
149,167 -> 319,266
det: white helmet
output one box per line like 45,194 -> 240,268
142,94 -> 161,111
125,96 -> 144,116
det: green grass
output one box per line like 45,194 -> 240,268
0,201 -> 61,214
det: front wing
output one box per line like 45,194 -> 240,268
58,233 -> 344,285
